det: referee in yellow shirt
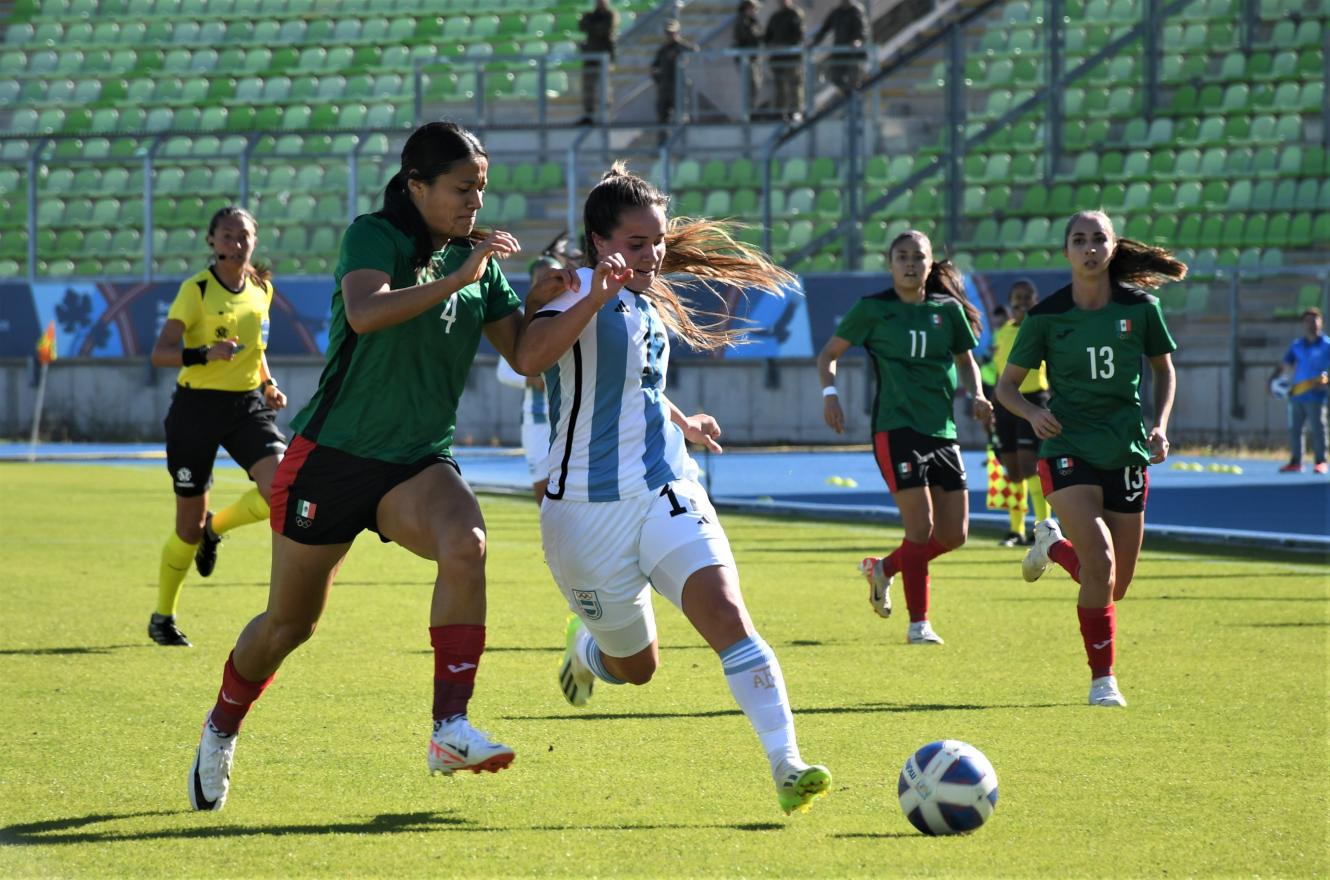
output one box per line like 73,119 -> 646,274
147,206 -> 288,646
991,280 -> 1050,545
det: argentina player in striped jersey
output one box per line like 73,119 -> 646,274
512,165 -> 832,816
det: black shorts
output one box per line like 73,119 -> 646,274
164,386 -> 287,497
1037,455 -> 1149,514
872,427 -> 968,493
994,390 -> 1049,455
270,434 -> 461,545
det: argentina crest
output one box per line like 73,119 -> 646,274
573,589 -> 603,620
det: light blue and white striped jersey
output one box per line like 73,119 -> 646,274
538,267 -> 691,502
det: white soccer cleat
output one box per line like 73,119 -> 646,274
558,614 -> 595,708
859,557 -> 893,619
1088,675 -> 1127,707
428,717 -> 515,775
1022,518 -> 1065,582
907,620 -> 945,645
189,713 -> 236,811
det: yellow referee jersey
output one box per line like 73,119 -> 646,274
992,321 -> 1048,393
166,267 -> 272,391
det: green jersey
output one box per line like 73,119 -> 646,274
1007,284 -> 1177,469
291,214 -> 520,463
834,288 -> 978,439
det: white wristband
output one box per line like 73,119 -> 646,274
822,385 -> 839,397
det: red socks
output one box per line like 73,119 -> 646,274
430,624 -> 486,721
1077,604 -> 1116,679
897,539 -> 931,623
210,652 -> 274,735
1049,539 -> 1082,583
880,536 -> 951,578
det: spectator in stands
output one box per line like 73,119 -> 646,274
148,205 -> 287,648
651,20 -> 697,129
578,0 -> 619,125
1271,307 -> 1330,474
810,0 -> 868,96
733,0 -> 764,117
764,0 -> 806,121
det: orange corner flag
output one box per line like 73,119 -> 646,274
36,321 -> 57,366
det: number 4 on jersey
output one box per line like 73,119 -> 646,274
439,292 -> 459,333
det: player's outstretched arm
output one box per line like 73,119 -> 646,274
513,256 -> 630,375
816,335 -> 851,434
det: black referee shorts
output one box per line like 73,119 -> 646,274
164,386 -> 287,497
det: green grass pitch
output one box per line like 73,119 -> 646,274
0,463 -> 1326,878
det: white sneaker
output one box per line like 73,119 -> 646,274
1088,675 -> 1127,707
189,713 -> 236,811
774,758 -> 832,815
1022,518 -> 1064,582
907,620 -> 944,645
558,614 -> 595,707
428,716 -> 515,775
859,557 -> 893,618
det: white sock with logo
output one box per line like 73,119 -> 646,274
720,634 -> 799,772
577,626 -> 625,684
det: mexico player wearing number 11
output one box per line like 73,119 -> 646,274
996,210 -> 1185,709
512,164 -> 831,816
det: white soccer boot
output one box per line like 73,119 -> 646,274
428,716 -> 515,775
189,713 -> 236,811
906,620 -> 945,645
1022,518 -> 1065,582
858,557 -> 894,619
1088,675 -> 1127,707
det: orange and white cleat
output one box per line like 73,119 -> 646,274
428,716 -> 515,775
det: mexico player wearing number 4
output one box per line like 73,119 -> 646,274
513,165 -> 831,816
997,210 -> 1184,709
187,123 -> 534,812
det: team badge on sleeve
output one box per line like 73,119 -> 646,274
574,590 -> 603,620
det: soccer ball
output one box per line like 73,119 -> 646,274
898,740 -> 999,835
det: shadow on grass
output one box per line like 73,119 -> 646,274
506,701 -> 1064,722
414,639 -> 833,655
832,831 -> 922,839
0,810 -> 471,845
0,811 -> 787,845
0,645 -> 144,657
1238,621 -> 1329,628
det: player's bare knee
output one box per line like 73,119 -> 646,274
436,526 -> 486,569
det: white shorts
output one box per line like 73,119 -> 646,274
522,418 -> 551,482
539,477 -> 736,657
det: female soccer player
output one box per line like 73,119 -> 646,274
189,122 -> 555,811
496,255 -> 562,502
511,165 -> 832,816
148,205 -> 287,647
996,210 -> 1183,708
991,279 -> 1051,546
816,231 -> 991,645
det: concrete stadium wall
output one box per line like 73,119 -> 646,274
0,356 -> 1296,451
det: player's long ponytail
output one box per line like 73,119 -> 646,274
380,121 -> 489,273
583,163 -> 795,351
889,230 -> 982,338
1063,210 -> 1188,290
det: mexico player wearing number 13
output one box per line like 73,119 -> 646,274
187,122 -> 534,811
996,210 -> 1185,709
